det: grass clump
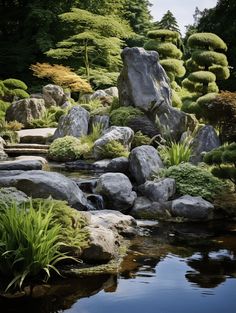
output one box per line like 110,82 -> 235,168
156,162 -> 225,201
158,141 -> 192,166
0,202 -> 72,292
99,140 -> 129,159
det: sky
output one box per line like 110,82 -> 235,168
150,0 -> 218,35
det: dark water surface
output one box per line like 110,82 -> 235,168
1,221 -> 236,313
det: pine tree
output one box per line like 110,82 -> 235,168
155,10 -> 180,33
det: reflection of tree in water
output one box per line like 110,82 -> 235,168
186,250 -> 236,288
0,274 -> 117,313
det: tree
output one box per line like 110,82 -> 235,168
196,0 -> 236,91
144,29 -> 185,107
155,10 -> 180,33
46,8 -> 132,87
77,0 -> 124,15
182,32 -> 229,114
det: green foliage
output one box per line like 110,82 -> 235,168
155,10 -> 180,33
88,68 -> 119,89
0,202 -> 72,291
0,120 -> 20,143
204,143 -> 236,185
99,140 -> 129,159
0,100 -> 10,120
3,79 -> 27,91
110,106 -> 143,126
209,65 -> 230,80
147,29 -> 180,42
172,90 -> 182,108
188,71 -> 216,83
48,136 -> 84,162
188,32 -> 227,51
29,110 -> 58,128
0,79 -> 29,102
157,162 -> 225,201
160,59 -> 186,78
192,51 -> 228,67
132,131 -> 151,148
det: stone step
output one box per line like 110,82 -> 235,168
4,148 -> 49,155
17,128 -> 56,144
5,144 -> 49,149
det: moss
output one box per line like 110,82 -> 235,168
99,140 -> 129,158
160,163 -> 225,201
110,106 -> 143,126
188,33 -> 227,51
192,51 -> 228,67
48,136 -> 85,162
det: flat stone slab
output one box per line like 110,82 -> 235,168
4,148 -> 49,155
0,160 -> 43,171
18,128 -> 56,144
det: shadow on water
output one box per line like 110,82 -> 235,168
1,220 -> 236,313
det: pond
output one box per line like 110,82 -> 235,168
1,221 -> 236,313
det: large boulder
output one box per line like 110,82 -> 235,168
95,173 -> 137,211
131,197 -> 170,220
89,115 -> 110,132
118,47 -> 197,140
0,137 -> 7,161
171,195 -> 214,221
53,106 -> 89,139
190,125 -> 221,164
0,160 -> 43,171
129,145 -> 164,185
42,84 -> 68,107
0,170 -> 88,210
6,98 -> 46,127
93,126 -> 134,159
139,178 -> 176,202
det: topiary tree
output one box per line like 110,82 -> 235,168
182,32 -> 229,113
204,143 -> 236,187
0,79 -> 29,103
144,29 -> 185,107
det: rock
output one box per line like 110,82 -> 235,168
90,90 -> 108,99
104,87 -> 119,98
75,178 -> 98,193
87,194 -> 104,210
93,126 -> 134,159
118,47 -> 197,140
106,157 -> 129,173
90,115 -> 110,132
0,170 -> 88,210
0,137 -> 7,161
128,116 -> 159,137
53,106 -> 89,139
15,155 -> 48,165
171,195 -> 214,221
82,225 -> 118,262
18,128 -> 56,144
6,98 -> 46,127
129,145 -> 164,185
0,160 -> 43,171
83,210 -> 137,237
131,197 -> 170,220
0,187 -> 28,207
42,84 -> 67,107
139,178 -> 176,202
190,125 -> 221,164
95,173 -> 137,211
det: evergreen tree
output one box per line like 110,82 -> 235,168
78,0 -> 124,15
155,10 -> 180,33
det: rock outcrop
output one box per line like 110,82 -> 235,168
53,106 -> 89,139
42,84 -> 68,107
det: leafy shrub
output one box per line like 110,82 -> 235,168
48,106 -> 67,122
0,120 -> 19,143
99,140 -> 129,158
204,143 -> 236,186
0,203 -> 72,291
132,131 -> 151,148
48,136 -> 83,162
29,110 -> 58,128
110,106 -> 143,126
157,162 -> 225,201
158,141 -> 192,166
160,59 -> 186,78
0,79 -> 29,102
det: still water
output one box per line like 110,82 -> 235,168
1,222 -> 236,313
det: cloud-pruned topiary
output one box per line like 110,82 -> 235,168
0,78 -> 29,103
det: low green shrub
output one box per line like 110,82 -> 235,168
156,162 -> 225,201
110,106 -> 143,126
132,131 -> 151,148
0,120 -> 20,143
3,79 -> 27,91
0,202 -> 72,291
99,140 -> 129,158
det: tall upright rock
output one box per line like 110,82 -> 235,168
118,47 -> 197,140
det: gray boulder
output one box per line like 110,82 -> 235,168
0,170 -> 88,210
0,187 -> 28,207
82,225 -> 118,262
0,160 -> 43,171
53,106 -> 89,139
171,195 -> 214,221
129,145 -> 164,185
95,173 -> 137,211
104,87 -> 119,98
118,47 -> 197,140
90,115 -> 110,131
82,210 -> 137,237
139,178 -> 176,202
106,157 -> 129,173
93,126 -> 134,159
43,84 -> 67,107
131,197 -> 170,220
190,125 -> 221,164
90,90 -> 107,99
0,137 -> 7,161
6,98 -> 46,127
